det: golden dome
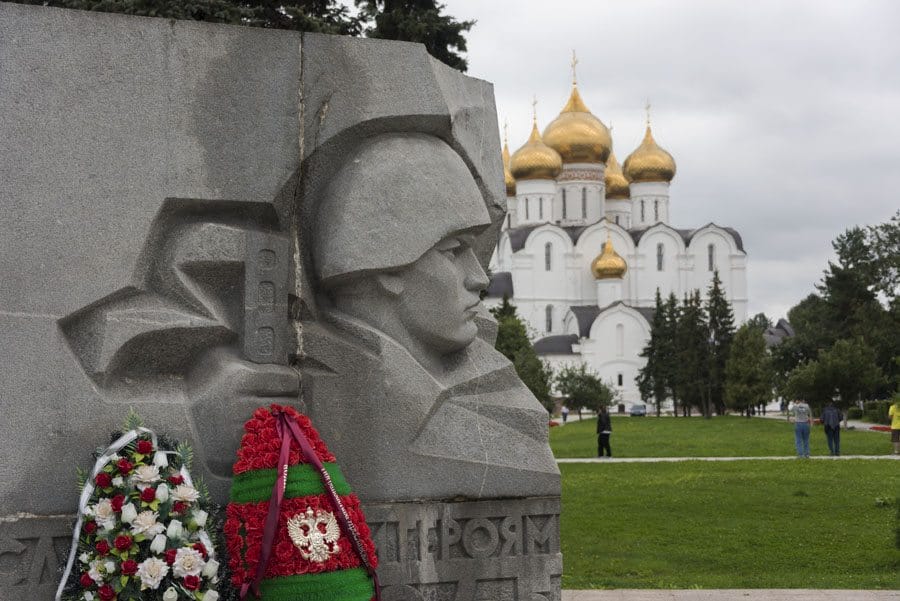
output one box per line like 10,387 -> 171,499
604,150 -> 630,200
543,85 -> 612,164
591,237 -> 627,280
510,120 -> 563,181
623,125 -> 676,183
502,140 -> 516,196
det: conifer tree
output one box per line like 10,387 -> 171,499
637,289 -> 668,416
675,291 -> 710,417
662,292 -> 682,416
706,270 -> 736,415
490,296 -> 554,412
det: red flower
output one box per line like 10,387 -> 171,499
183,575 -> 201,591
136,439 -> 154,455
173,501 -> 188,514
98,583 -> 116,601
116,458 -> 133,474
94,473 -> 112,488
168,474 -> 184,485
95,540 -> 110,555
110,494 -> 126,513
164,548 -> 178,565
120,559 -> 138,576
114,535 -> 132,551
79,572 -> 94,588
84,520 -> 97,535
192,541 -> 208,560
140,487 -> 156,503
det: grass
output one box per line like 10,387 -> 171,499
550,415 -> 892,458
561,460 -> 900,589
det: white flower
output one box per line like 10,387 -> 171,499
193,509 -> 208,528
162,587 -> 178,601
112,476 -> 124,487
153,451 -> 169,468
166,519 -> 183,540
133,464 -> 161,486
83,592 -> 95,601
88,559 -> 103,583
104,560 -> 115,574
150,534 -> 167,554
155,483 -> 169,503
121,503 -> 138,524
79,552 -> 90,564
201,558 -> 219,579
92,499 -> 116,530
171,484 -> 200,503
131,510 -> 165,536
136,557 -> 169,590
204,591 -> 219,601
109,453 -> 120,462
172,547 -> 205,578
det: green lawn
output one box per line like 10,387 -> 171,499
551,415 -> 892,458
561,461 -> 900,589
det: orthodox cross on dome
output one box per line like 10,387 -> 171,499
503,119 -> 509,145
532,95 -> 538,123
645,100 -> 651,127
571,50 -> 579,85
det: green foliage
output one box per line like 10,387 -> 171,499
706,270 -> 736,415
13,0 -> 475,70
122,407 -> 143,431
549,414 -> 891,458
559,460 -> 900,589
357,0 -> 475,71
862,400 -> 893,425
490,296 -> 554,412
637,290 -> 669,416
725,323 -> 773,415
848,406 -> 864,420
554,364 -> 615,414
176,441 -> 194,471
786,338 -> 885,409
746,312 -> 773,332
675,290 -> 710,417
75,466 -> 89,493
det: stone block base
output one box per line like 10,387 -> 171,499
364,497 -> 562,601
0,515 -> 73,600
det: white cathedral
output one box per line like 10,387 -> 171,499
485,74 -> 748,409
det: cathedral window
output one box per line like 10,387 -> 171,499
525,198 -> 529,220
545,305 -> 553,333
654,200 -> 659,222
615,215 -> 620,225
616,323 -> 624,357
640,200 -> 645,222
582,193 -> 587,218
617,373 -> 623,387
544,242 -> 553,271
562,193 -> 567,219
506,213 -> 510,228
539,197 -> 544,219
562,188 -> 566,203
708,244 -> 716,271
656,243 -> 664,271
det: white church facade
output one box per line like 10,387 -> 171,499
485,73 -> 748,408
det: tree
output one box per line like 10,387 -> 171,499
555,364 -> 615,416
13,0 -> 475,70
675,290 -> 710,417
661,292 -> 682,416
725,324 -> 773,417
706,270 -> 735,415
356,0 -> 474,71
490,296 -> 554,412
637,290 -> 669,416
14,0 -> 366,33
746,312 -> 772,333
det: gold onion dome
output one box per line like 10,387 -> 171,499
502,140 -> 516,196
543,85 -> 612,164
510,120 -> 563,181
604,150 -> 630,199
623,125 -> 676,183
591,237 -> 627,280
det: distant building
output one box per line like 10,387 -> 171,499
485,68 -> 748,408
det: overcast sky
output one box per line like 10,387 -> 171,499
443,0 -> 900,321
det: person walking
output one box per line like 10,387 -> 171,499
597,405 -> 612,458
821,401 -> 842,456
561,405 -> 570,424
889,398 -> 900,456
789,398 -> 812,458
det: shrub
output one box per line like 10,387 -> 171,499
862,400 -> 891,425
847,407 -> 863,420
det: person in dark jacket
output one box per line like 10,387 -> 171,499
821,401 -> 843,456
597,405 -> 612,458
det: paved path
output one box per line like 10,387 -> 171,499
557,455 -> 899,463
562,590 -> 899,600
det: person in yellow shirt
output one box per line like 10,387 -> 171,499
889,399 -> 900,455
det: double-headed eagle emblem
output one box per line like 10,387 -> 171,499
287,507 -> 341,562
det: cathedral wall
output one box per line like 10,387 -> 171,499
581,308 -> 651,405
635,228 -> 686,304
575,224 -> 636,304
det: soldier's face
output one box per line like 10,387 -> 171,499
392,232 -> 489,356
